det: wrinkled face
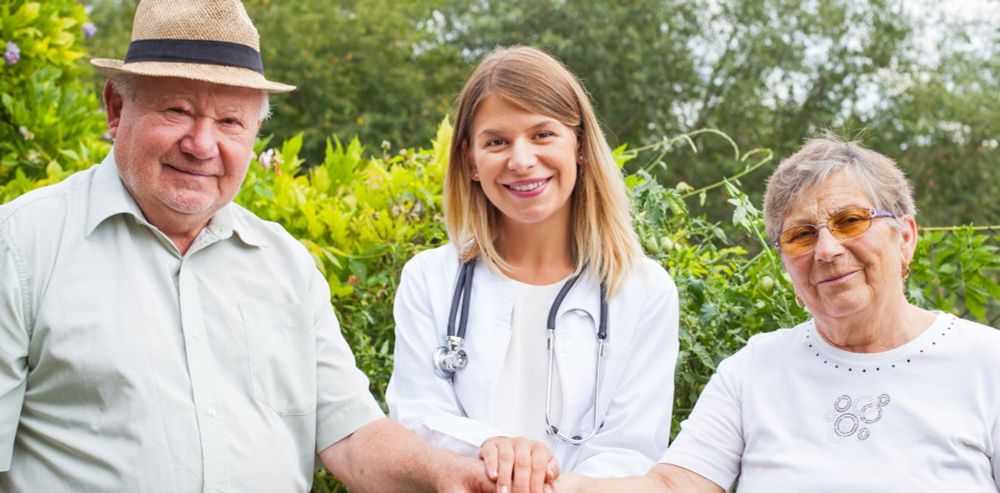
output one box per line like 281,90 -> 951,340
107,76 -> 262,232
780,172 -> 917,320
467,95 -> 579,229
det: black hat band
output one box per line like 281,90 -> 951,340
124,39 -> 263,73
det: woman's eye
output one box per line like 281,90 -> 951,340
484,138 -> 505,147
835,214 -> 865,226
536,130 -> 555,139
790,228 -> 815,241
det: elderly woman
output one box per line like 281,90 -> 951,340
561,135 -> 1000,492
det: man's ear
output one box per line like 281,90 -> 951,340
102,80 -> 125,138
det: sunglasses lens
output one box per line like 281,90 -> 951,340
779,226 -> 817,256
830,208 -> 873,238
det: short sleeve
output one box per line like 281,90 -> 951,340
311,267 -> 385,454
0,227 -> 30,471
658,351 -> 746,490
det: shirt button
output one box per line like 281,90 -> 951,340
207,406 -> 217,417
192,332 -> 201,341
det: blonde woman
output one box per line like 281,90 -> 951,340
386,46 -> 679,492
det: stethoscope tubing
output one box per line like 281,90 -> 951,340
447,260 -> 475,341
435,258 -> 609,445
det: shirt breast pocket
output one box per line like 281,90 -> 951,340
239,301 -> 316,416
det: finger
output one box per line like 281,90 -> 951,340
480,441 -> 500,480
529,445 -> 550,492
477,463 -> 500,493
497,441 -> 516,493
512,442 -> 533,493
545,457 -> 560,482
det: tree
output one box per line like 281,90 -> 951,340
80,0 -> 999,225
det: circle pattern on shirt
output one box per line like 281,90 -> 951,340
826,394 -> 890,443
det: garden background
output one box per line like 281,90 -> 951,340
1,1 -> 998,491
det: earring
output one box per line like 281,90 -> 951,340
471,170 -> 479,180
795,295 -> 805,308
902,265 -> 911,280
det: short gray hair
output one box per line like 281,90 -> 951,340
109,76 -> 271,121
763,133 -> 917,243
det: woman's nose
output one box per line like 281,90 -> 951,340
813,226 -> 846,261
507,139 -> 537,172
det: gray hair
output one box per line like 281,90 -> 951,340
763,133 -> 917,243
109,76 -> 271,121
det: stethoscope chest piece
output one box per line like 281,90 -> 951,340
432,335 -> 468,379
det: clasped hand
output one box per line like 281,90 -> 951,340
480,435 -> 560,493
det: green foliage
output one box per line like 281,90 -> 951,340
0,0 -> 109,202
910,227 -> 1000,324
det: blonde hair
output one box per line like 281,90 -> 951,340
444,46 -> 642,297
763,132 -> 917,243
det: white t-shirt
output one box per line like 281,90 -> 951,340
491,280 -> 565,443
661,313 -> 1000,493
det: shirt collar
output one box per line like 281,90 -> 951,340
85,151 -> 267,248
478,258 -> 603,321
85,152 -> 147,237
216,203 -> 269,248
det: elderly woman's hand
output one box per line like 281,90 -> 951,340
480,435 -> 559,493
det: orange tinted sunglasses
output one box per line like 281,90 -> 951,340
773,207 -> 895,256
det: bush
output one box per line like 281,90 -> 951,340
0,1 -> 109,203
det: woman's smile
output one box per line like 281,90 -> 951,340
505,177 -> 552,196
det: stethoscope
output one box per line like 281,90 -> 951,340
432,260 -> 609,445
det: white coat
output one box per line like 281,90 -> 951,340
386,244 -> 680,477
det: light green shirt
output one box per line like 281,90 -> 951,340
0,155 -> 384,492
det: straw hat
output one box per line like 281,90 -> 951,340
91,0 -> 295,93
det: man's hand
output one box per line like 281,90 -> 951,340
433,452 -> 498,493
479,435 -> 559,493
321,418 -> 499,493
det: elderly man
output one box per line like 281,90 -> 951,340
0,1 -> 494,491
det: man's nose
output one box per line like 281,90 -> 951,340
179,117 -> 220,160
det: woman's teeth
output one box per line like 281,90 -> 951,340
510,179 -> 546,192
